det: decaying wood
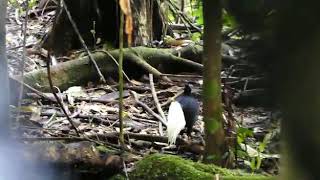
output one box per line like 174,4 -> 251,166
9,141 -> 123,178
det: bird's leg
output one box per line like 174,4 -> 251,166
186,127 -> 193,142
161,144 -> 177,151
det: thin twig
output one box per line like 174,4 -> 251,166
16,0 -> 30,123
20,110 -> 119,126
10,77 -> 57,103
127,48 -> 171,81
46,54 -> 80,136
156,89 -> 184,110
26,92 -> 120,104
160,73 -> 202,78
103,132 -> 187,145
149,74 -> 165,135
130,91 -> 167,126
61,0 -> 106,83
41,0 -> 56,16
20,136 -> 86,141
118,9 -> 125,148
94,50 -> 131,82
170,54 -> 203,70
15,8 -> 22,25
123,160 -> 129,180
167,0 -> 202,33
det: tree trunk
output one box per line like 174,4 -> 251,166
0,0 -> 9,139
43,0 -> 164,55
202,0 -> 226,165
276,0 -> 320,178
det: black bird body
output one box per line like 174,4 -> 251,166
167,84 -> 200,145
176,85 -> 199,136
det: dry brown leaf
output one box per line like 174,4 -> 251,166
126,16 -> 133,46
119,0 -> 131,15
119,0 -> 133,46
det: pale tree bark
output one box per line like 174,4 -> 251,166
202,0 -> 226,165
0,0 -> 9,139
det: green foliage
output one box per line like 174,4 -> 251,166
8,0 -> 38,13
8,0 -> 19,7
161,1 -> 175,22
29,0 -> 37,8
259,133 -> 271,152
167,11 -> 176,22
191,32 -> 202,41
249,132 -> 273,171
237,127 -> 254,144
181,0 -> 238,29
194,4 -> 203,25
223,9 -> 237,30
237,129 -> 274,172
250,155 -> 262,172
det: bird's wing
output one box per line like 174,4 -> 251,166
167,101 -> 186,145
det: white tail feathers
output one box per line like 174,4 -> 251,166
167,101 -> 186,145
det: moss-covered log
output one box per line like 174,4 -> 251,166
7,141 -> 122,179
12,45 -> 203,92
111,154 -> 275,180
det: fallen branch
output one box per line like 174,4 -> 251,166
26,91 -> 130,104
149,74 -> 166,135
130,91 -> 167,126
11,141 -> 123,178
14,45 -> 234,92
47,54 -> 80,136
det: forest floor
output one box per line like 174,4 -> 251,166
5,2 -> 280,177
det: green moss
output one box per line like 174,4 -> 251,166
193,161 -> 239,176
203,80 -> 220,99
130,154 -> 213,180
129,154 -> 274,180
222,176 -> 275,180
204,117 -> 222,134
95,145 -> 118,154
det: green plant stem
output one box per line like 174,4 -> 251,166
118,8 -> 125,148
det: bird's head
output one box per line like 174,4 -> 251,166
183,84 -> 192,96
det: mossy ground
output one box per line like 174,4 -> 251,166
110,153 -> 275,180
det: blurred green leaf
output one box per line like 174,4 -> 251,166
223,9 -> 237,29
237,127 -> 253,144
259,132 -> 272,152
195,4 -> 203,25
250,157 -> 256,171
191,32 -> 201,41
